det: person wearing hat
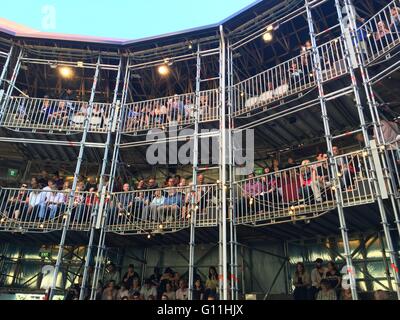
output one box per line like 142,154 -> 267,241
310,258 -> 326,300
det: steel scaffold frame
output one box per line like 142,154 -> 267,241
48,55 -> 102,300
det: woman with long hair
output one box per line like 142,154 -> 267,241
293,262 -> 311,300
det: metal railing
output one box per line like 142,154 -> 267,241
232,150 -> 375,226
0,187 -> 95,232
232,37 -> 348,116
1,96 -> 113,133
358,0 -> 400,65
382,139 -> 400,199
121,89 -> 219,133
107,184 -> 219,233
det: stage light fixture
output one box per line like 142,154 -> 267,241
262,32 -> 273,43
59,66 -> 74,78
158,65 -> 170,76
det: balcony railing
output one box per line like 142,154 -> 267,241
358,0 -> 400,65
121,89 -> 219,134
106,184 -> 219,234
382,139 -> 400,199
232,37 -> 348,116
0,187 -> 96,232
1,97 -> 113,133
232,150 -> 375,226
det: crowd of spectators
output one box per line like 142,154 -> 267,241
65,264 -> 221,301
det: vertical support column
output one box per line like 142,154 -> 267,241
227,37 -> 238,300
338,0 -> 400,299
188,44 -> 201,300
90,57 -> 129,300
305,0 -> 358,300
219,25 -> 228,301
49,55 -> 102,300
79,58 -> 122,300
0,47 -> 23,125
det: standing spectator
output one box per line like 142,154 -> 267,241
140,279 -> 158,300
310,258 -> 326,300
293,262 -> 311,300
122,264 -> 140,289
176,279 -> 189,300
38,171 -> 49,188
129,278 -> 141,297
205,266 -> 219,299
193,279 -> 205,300
149,267 -> 162,297
316,279 -> 337,300
325,261 -> 342,298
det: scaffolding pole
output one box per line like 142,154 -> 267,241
337,0 -> 400,299
0,44 -> 13,89
227,37 -> 239,300
188,43 -> 201,300
49,55 -> 102,300
89,57 -> 129,300
219,25 -> 229,301
79,58 -> 122,300
0,47 -> 23,125
305,0 -> 359,300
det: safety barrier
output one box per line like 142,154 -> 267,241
107,184 -> 220,233
232,37 -> 348,116
121,89 -> 219,134
1,97 -> 113,133
232,150 -> 375,226
0,187 -> 96,232
358,0 -> 400,65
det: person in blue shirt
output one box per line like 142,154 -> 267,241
157,188 -> 184,222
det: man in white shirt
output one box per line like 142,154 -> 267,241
27,178 -> 42,218
38,179 -> 55,219
140,279 -> 158,300
310,258 -> 326,300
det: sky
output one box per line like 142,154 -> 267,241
1,0 -> 256,40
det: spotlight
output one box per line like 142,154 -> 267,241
159,224 -> 164,230
186,214 -> 191,219
0,218 -> 5,223
147,234 -> 152,239
158,65 -> 170,76
266,25 -> 274,32
262,32 -> 273,43
59,66 -> 74,79
40,224 -> 44,229
188,41 -> 193,49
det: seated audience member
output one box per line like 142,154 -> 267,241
136,179 -> 147,191
162,281 -> 176,300
143,189 -> 165,221
6,183 -> 28,219
130,291 -> 141,301
161,294 -> 169,301
150,267 -> 162,291
45,184 -> 66,219
122,264 -> 140,289
241,172 -> 266,214
175,279 -> 189,300
299,160 -> 321,203
158,188 -> 183,221
310,258 -> 326,300
293,262 -> 311,300
39,96 -> 54,124
375,21 -> 390,41
207,292 -> 218,301
38,179 -> 55,220
316,279 -> 337,300
103,262 -> 121,287
112,183 -> 133,219
193,279 -> 205,300
25,178 -> 42,219
85,176 -> 98,192
129,278 -> 141,297
102,280 -> 118,301
117,283 -> 130,300
147,177 -> 159,190
140,279 -> 158,301
341,288 -> 353,301
325,261 -> 342,298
